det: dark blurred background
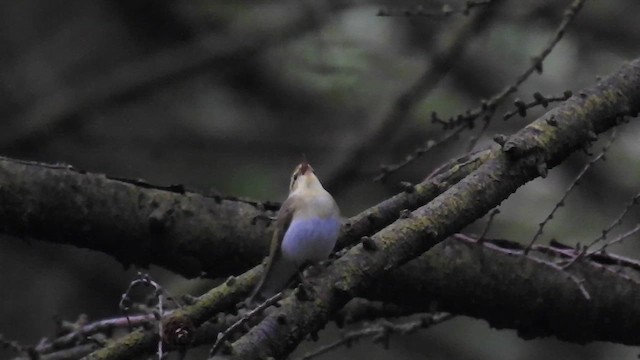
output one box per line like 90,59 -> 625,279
2,1 -> 640,359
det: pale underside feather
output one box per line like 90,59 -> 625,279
250,188 -> 340,301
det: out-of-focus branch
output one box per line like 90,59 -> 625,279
214,58 -> 640,360
376,0 -> 586,180
524,128 -> 617,253
323,0 -> 503,193
2,0 -> 354,154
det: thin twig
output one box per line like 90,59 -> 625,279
36,314 -> 155,354
530,254 -> 591,299
536,242 -> 640,286
524,128 -> 617,254
478,208 -> 501,243
540,240 -> 640,275
296,313 -> 453,360
502,91 -> 573,121
208,292 -> 283,358
585,192 -> 640,251
466,111 -> 495,152
119,273 -> 179,360
468,81 -> 570,153
375,125 -> 467,181
590,251 -> 640,272
377,0 -> 587,180
455,234 -> 590,299
562,190 -> 640,268
586,224 -> 640,257
325,0 -> 502,191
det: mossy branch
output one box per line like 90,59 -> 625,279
78,142 -> 488,360
216,59 -> 640,360
6,59 -> 640,360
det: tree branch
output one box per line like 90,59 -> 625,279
75,153 -> 486,359
8,60 -> 640,360
215,58 -> 640,360
368,235 -> 640,345
0,158 -> 276,277
324,0 -> 502,193
26,235 -> 640,360
0,146 -> 488,280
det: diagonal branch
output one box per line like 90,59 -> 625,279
26,234 -> 640,360
77,149 -> 488,360
7,60 -> 640,360
215,58 -> 640,360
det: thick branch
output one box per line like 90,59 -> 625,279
369,237 -> 640,345
9,60 -> 640,360
218,59 -> 640,360
0,159 -> 275,277
28,237 -> 640,360
74,150 -> 486,360
0,147 -> 488,279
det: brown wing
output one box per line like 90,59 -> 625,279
249,195 -> 297,301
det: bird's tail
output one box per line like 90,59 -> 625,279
249,256 -> 297,303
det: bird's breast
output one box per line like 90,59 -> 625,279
280,216 -> 341,265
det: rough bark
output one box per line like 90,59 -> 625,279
0,148 -> 488,278
0,158 -> 276,277
6,60 -> 640,360
370,237 -> 640,345
215,58 -> 640,360
49,237 -> 640,360
78,150 -> 489,360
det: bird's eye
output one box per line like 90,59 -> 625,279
292,173 -> 299,182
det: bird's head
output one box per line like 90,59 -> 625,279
289,160 -> 322,193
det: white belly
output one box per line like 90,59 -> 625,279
280,217 -> 341,266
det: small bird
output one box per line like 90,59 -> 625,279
250,161 -> 341,301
